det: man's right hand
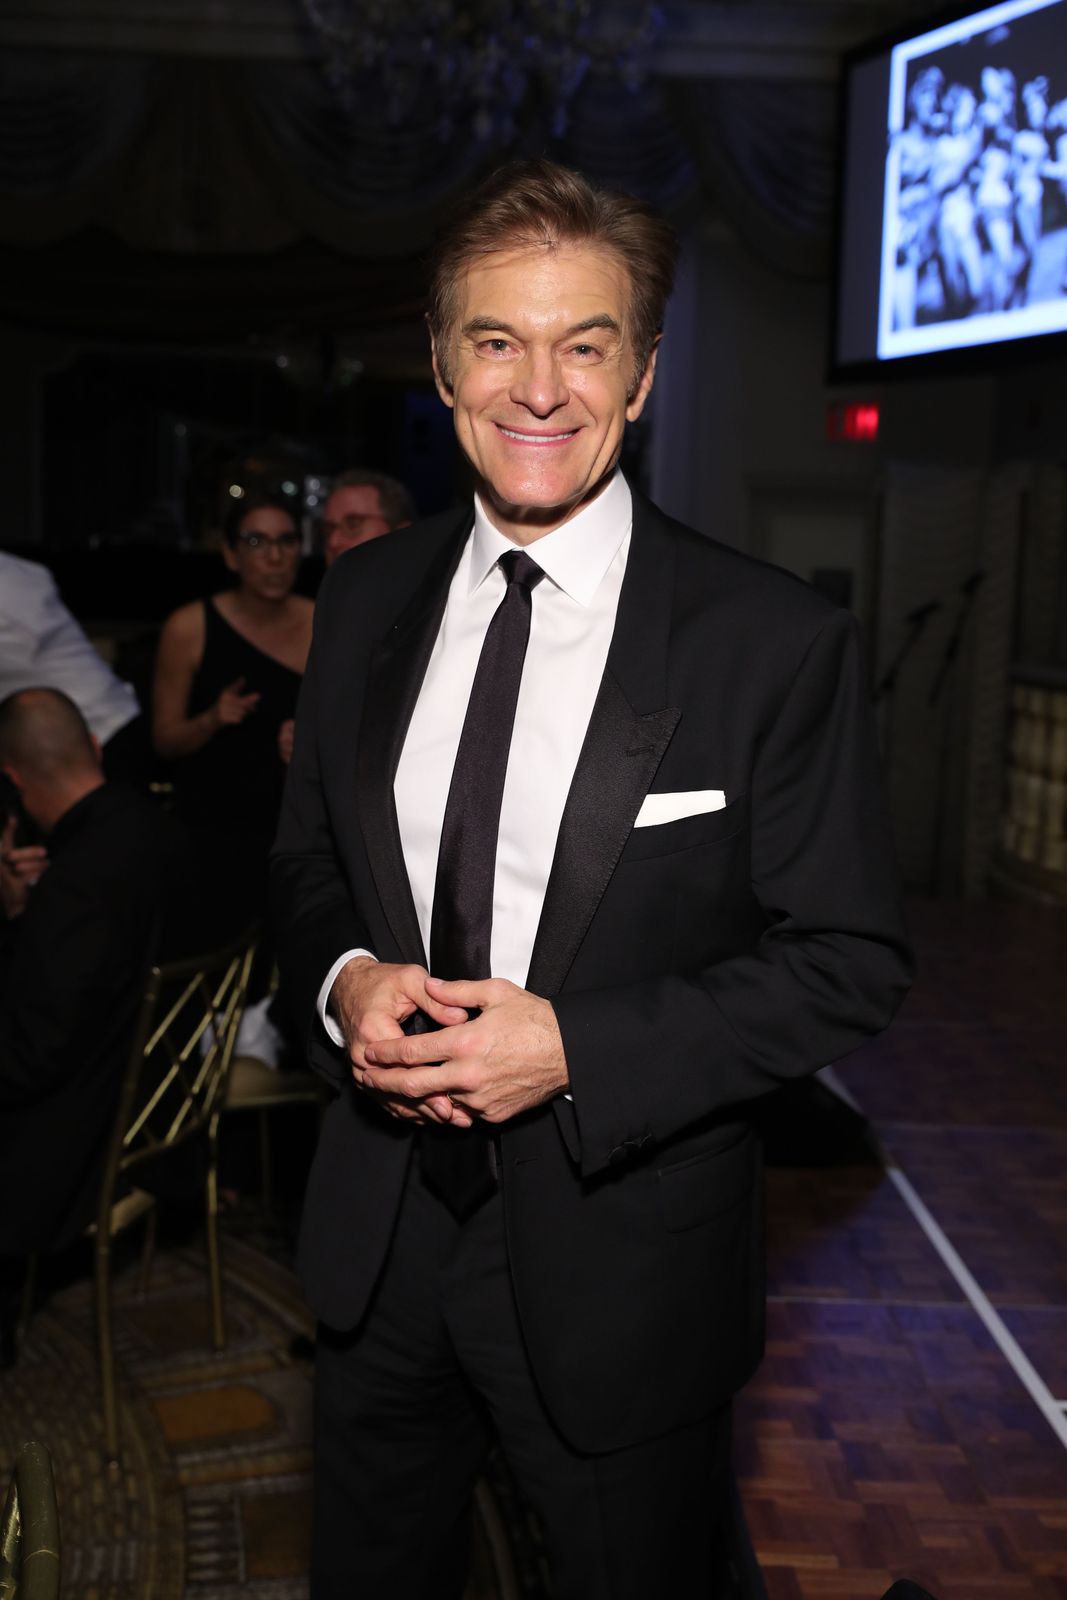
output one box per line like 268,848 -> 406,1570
0,815 -> 48,920
329,956 -> 468,1124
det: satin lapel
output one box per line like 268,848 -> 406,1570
355,509 -> 472,966
526,496 -> 680,1000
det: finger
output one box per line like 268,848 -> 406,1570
430,1094 -> 475,1129
363,1063 -> 468,1100
1,816 -> 14,851
417,990 -> 470,1027
227,676 -> 246,693
356,1013 -> 406,1047
348,1016 -> 404,1071
415,1097 -> 453,1125
364,1028 -> 463,1067
373,1093 -> 447,1126
424,1093 -> 455,1121
425,975 -> 501,1009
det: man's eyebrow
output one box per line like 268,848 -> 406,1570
461,316 -> 521,339
460,314 -> 623,339
566,315 -> 622,337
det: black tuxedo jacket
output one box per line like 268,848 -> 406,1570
0,784 -> 201,1256
271,491 -> 911,1454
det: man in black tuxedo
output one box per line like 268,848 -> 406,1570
0,688 -> 198,1263
272,160 -> 912,1598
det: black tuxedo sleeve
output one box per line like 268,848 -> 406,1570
0,880 -> 123,1108
552,608 -> 912,1179
271,574 -> 375,1087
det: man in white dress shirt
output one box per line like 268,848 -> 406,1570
0,552 -> 145,787
271,159 -> 910,1598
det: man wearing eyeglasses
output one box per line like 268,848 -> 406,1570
321,469 -> 414,568
274,470 -> 415,766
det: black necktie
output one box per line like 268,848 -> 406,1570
420,548 -> 545,1216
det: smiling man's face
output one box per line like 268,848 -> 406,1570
432,244 -> 657,544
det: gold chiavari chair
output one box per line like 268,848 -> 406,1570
0,1441 -> 60,1600
91,927 -> 256,1461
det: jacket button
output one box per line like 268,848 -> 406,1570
608,1144 -> 629,1168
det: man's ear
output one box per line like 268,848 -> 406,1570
625,336 -> 660,424
90,734 -> 103,767
430,336 -> 455,409
1,761 -> 24,797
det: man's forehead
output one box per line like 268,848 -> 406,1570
326,483 -> 383,518
456,243 -> 632,322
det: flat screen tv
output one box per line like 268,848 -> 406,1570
831,0 -> 1067,379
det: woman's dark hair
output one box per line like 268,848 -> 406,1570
223,490 -> 298,547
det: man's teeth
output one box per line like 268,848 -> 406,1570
499,427 -> 575,442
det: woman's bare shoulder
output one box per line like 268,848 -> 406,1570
159,597 -> 207,650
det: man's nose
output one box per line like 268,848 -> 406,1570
510,348 -> 568,414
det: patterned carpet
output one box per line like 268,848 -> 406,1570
0,1212 -> 528,1599
0,1225 -> 312,1599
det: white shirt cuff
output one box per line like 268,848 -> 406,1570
317,949 -> 376,1046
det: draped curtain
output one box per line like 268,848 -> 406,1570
0,50 -> 838,337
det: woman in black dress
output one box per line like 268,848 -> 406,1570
152,493 -> 313,929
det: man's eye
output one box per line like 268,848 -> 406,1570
480,339 -> 511,354
571,344 -> 600,358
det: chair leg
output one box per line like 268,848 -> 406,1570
258,1108 -> 273,1210
18,1254 -> 38,1337
95,1234 -> 120,1463
205,1150 -> 226,1352
137,1207 -> 157,1297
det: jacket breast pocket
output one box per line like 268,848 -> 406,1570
657,1132 -> 754,1233
620,792 -> 748,863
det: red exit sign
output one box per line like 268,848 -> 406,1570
827,402 -> 879,442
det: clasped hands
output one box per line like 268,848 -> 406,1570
329,956 -> 569,1128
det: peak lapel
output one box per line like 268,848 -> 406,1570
355,510 -> 472,967
526,497 -> 680,1001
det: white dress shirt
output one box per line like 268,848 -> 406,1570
0,553 -> 140,744
318,470 -> 632,1041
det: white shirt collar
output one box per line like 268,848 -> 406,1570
470,471 -> 632,607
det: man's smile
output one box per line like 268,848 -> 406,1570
495,424 -> 580,445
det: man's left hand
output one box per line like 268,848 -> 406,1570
361,976 -> 569,1126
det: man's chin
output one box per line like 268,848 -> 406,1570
478,471 -> 616,537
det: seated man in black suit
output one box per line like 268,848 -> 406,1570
0,687 -> 200,1278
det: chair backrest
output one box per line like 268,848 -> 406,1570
0,1441 -> 60,1600
95,928 -> 257,1224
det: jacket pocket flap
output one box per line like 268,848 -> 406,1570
657,1133 -> 754,1233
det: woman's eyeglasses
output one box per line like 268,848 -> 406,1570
236,530 -> 301,552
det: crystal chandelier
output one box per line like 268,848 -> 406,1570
300,0 -> 664,142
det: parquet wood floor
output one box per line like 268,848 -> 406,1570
736,899 -> 1067,1600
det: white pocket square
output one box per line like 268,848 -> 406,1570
633,790 -> 727,829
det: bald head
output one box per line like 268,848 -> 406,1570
0,688 -> 101,786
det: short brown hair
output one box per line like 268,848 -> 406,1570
427,159 -> 678,397
330,468 -> 415,528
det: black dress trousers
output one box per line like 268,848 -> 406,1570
311,1160 -> 733,1600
